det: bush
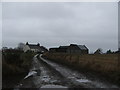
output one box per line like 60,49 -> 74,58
2,49 -> 36,75
20,51 -> 35,69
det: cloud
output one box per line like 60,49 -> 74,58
3,2 -> 74,20
2,2 -> 118,52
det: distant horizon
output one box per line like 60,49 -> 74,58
2,42 -> 119,53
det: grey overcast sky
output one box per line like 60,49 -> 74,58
2,2 -> 118,53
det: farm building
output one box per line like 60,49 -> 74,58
68,44 -> 89,54
49,44 -> 89,54
58,46 -> 69,53
23,42 -> 48,53
49,46 -> 69,53
49,48 -> 59,53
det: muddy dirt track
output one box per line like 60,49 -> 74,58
14,54 -> 119,89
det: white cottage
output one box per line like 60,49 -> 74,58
23,42 -> 42,52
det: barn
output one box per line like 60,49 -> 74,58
49,44 -> 89,54
68,44 -> 89,54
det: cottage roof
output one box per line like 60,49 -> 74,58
77,45 -> 88,50
70,44 -> 88,50
59,46 -> 69,49
28,44 -> 41,50
40,46 -> 48,51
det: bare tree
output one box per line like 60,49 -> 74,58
106,49 -> 112,54
18,42 -> 25,50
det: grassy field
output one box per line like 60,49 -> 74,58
43,52 -> 120,85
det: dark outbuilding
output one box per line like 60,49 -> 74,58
49,44 -> 89,54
